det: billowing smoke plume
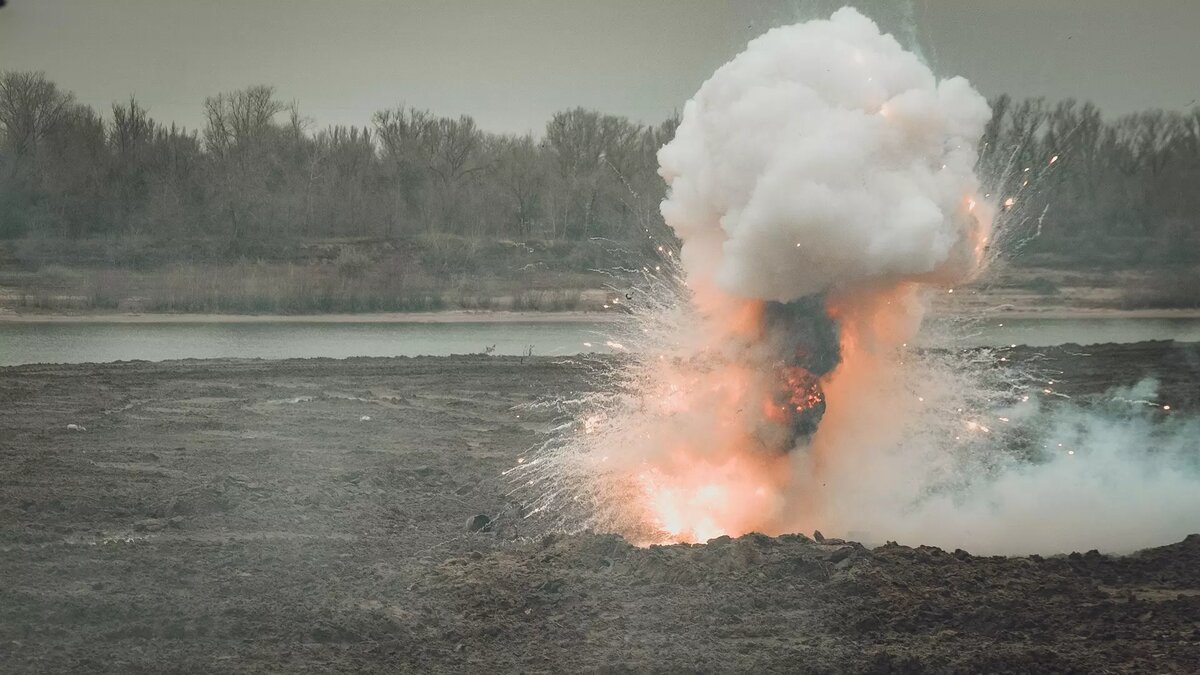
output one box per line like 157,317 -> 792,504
650,7 -> 997,456
518,7 -> 1199,555
659,7 -> 991,306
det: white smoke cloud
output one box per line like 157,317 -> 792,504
659,7 -> 992,303
804,375 -> 1200,555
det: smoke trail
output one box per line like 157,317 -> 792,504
517,7 -> 1199,554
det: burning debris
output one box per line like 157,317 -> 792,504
761,296 -> 840,445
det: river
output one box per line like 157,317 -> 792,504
2,317 -> 1200,367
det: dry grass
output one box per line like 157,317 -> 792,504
3,260 -> 592,314
0,235 -> 642,314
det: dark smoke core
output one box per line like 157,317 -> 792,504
762,296 -> 841,446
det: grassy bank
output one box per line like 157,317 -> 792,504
3,235 -> 1199,315
0,235 -> 630,314
3,262 -> 599,314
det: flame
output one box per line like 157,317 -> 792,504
622,241 -> 988,544
619,296 -> 837,544
637,450 -> 787,543
609,192 -> 991,546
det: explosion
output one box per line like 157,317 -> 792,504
639,7 -> 991,542
513,8 -> 1200,554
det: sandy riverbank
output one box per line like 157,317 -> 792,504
0,310 -> 625,323
3,307 -> 1200,323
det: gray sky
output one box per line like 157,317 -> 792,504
2,0 -> 1198,134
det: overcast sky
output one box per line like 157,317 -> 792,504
2,0 -> 1198,134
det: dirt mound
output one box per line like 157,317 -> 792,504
422,532 -> 1199,672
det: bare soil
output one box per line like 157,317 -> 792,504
1,345 -> 1198,673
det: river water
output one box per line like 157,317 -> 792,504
2,317 -> 1199,367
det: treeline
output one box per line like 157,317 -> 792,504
980,95 -> 1200,264
0,71 -> 674,249
1,70 -> 1199,266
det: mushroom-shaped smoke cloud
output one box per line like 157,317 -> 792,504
659,7 -> 992,307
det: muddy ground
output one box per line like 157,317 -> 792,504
1,343 -> 1198,673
